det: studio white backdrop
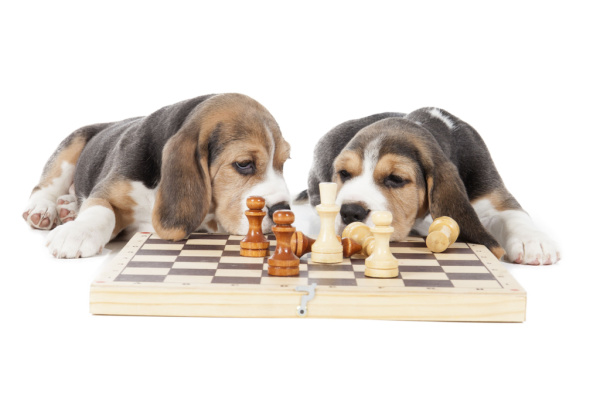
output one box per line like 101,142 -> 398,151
1,1 -> 597,399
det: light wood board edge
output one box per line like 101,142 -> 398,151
90,233 -> 526,322
90,285 -> 526,322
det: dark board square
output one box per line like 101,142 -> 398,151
390,242 -> 426,248
136,249 -> 182,256
446,273 -> 497,281
188,233 -> 230,240
395,253 -> 437,260
221,251 -> 243,257
168,269 -> 216,276
443,248 -> 476,254
115,274 -> 166,283
127,261 -> 175,269
217,263 -> 264,270
175,256 -> 222,263
145,238 -> 186,245
182,244 -> 226,251
403,279 -> 454,288
353,271 -> 404,280
437,259 -> 484,267
398,265 -> 445,273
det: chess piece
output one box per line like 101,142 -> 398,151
240,196 -> 270,257
268,210 -> 300,276
342,222 -> 376,257
291,231 -> 351,258
364,211 -> 399,278
290,231 -> 316,258
426,216 -> 460,253
341,237 -> 362,258
310,183 -> 343,263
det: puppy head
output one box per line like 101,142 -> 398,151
207,97 -> 291,235
325,114 -> 503,254
332,120 -> 428,240
152,94 -> 291,240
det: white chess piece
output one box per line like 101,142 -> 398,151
365,211 -> 399,278
310,182 -> 343,263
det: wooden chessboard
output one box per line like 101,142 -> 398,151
90,232 -> 527,322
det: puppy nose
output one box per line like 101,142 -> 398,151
340,203 -> 369,225
268,202 -> 290,221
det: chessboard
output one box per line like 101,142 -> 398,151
90,232 -> 527,322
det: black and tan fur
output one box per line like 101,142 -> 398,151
24,94 -> 291,258
304,108 -> 559,264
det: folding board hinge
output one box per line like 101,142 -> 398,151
294,283 -> 317,317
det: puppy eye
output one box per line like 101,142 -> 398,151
234,161 -> 255,175
383,174 -> 408,188
338,169 -> 351,182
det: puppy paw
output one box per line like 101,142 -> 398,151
57,194 -> 78,223
504,230 -> 560,265
46,221 -> 107,258
23,198 -> 59,230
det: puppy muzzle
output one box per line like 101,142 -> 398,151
340,203 -> 369,225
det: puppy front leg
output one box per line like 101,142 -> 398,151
46,199 -> 116,258
473,197 -> 560,265
24,162 -> 76,230
23,131 -> 92,230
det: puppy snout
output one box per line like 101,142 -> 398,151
267,202 -> 290,221
340,203 -> 369,225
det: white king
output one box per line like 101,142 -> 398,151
310,182 -> 343,264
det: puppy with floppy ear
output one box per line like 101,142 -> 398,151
304,108 -> 559,265
151,110 -> 213,241
24,93 -> 292,258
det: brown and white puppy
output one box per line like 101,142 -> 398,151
23,94 -> 291,258
304,108 -> 559,265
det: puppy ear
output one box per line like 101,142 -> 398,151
152,124 -> 211,241
422,147 -> 505,259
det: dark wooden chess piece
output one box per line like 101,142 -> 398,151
290,231 -> 315,258
268,210 -> 300,276
240,196 -> 270,257
342,237 -> 362,258
291,231 -> 361,259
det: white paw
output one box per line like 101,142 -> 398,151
504,229 -> 560,265
57,194 -> 78,223
23,198 -> 59,230
46,220 -> 108,258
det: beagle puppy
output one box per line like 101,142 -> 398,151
304,108 -> 559,265
23,93 -> 292,258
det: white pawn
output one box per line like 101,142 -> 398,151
310,182 -> 343,264
365,211 -> 399,278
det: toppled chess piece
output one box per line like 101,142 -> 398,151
290,231 -> 357,259
310,182 -> 343,264
341,222 -> 376,257
426,216 -> 460,253
341,237 -> 362,259
364,211 -> 399,278
290,231 -> 315,258
268,210 -> 300,276
240,196 -> 270,257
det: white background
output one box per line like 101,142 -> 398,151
1,1 -> 598,399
